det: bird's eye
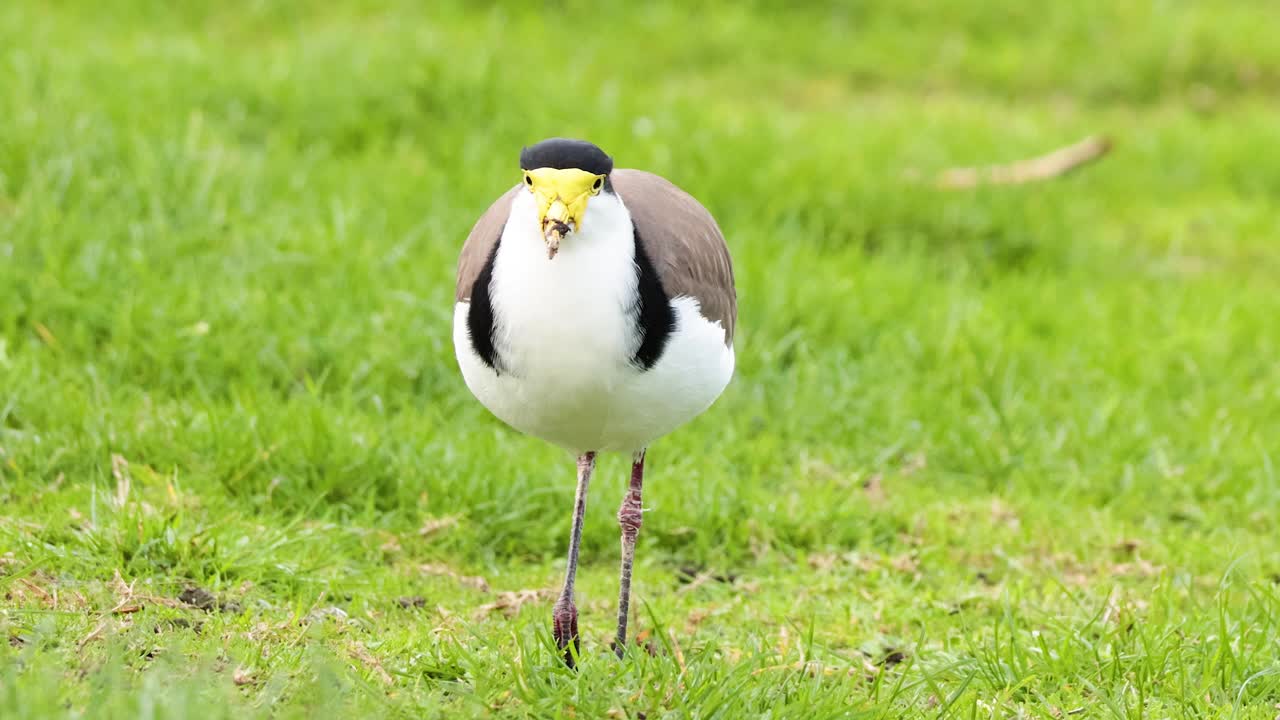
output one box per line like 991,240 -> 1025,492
524,174 -> 534,187
591,177 -> 603,194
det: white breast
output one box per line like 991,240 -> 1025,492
453,189 -> 734,454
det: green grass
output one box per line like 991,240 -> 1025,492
3,0 -> 1280,717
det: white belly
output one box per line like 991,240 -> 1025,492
452,190 -> 734,454
454,298 -> 733,453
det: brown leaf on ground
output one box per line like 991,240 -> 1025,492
989,499 -> 1021,529
78,620 -> 110,650
668,629 -> 687,674
305,606 -> 349,624
897,532 -> 924,547
798,455 -> 842,482
419,563 -> 490,592
419,515 -> 460,538
473,589 -> 554,619
890,553 -> 920,576
15,577 -> 54,607
751,661 -> 866,679
244,621 -> 288,643
110,569 -> 131,598
397,596 -> 427,609
105,571 -> 184,613
155,618 -> 203,634
488,690 -> 514,712
675,572 -> 717,595
349,643 -> 394,686
862,474 -> 885,503
776,626 -> 790,658
111,454 -> 131,508
106,572 -> 138,613
807,551 -> 881,573
232,667 -> 255,686
902,452 -> 927,475
1098,591 -> 1149,628
807,553 -> 839,572
1064,572 -> 1090,587
675,565 -> 737,585
1112,539 -> 1142,556
1111,560 -> 1162,577
134,593 -> 184,610
683,608 -> 711,635
379,534 -> 403,554
615,628 -> 659,658
1039,550 -> 1162,586
430,604 -> 468,636
851,553 -> 880,573
635,628 -> 655,654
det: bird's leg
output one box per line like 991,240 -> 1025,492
552,451 -> 595,668
613,449 -> 646,658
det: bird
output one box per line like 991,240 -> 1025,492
452,138 -> 736,666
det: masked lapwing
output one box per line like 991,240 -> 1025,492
453,138 -> 736,666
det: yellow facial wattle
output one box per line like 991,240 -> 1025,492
524,167 -> 605,257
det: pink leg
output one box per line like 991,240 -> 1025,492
614,449 -> 646,657
553,451 -> 595,667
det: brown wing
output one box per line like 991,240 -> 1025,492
456,185 -> 520,301
611,169 -> 736,343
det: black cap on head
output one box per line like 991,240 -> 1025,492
519,138 -> 613,176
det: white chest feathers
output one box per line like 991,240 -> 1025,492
453,189 -> 735,454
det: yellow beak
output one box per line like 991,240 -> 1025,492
524,167 -> 605,258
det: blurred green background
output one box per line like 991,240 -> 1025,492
2,1 -> 1279,718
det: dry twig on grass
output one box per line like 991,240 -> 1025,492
473,589 -> 554,619
78,620 -> 110,650
349,643 -> 395,686
419,563 -> 490,592
921,135 -> 1112,189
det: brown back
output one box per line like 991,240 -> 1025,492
455,185 -> 519,302
612,169 -> 736,343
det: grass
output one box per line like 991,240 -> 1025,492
2,0 -> 1280,716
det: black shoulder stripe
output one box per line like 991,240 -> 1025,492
466,234 -> 504,373
630,229 -> 676,370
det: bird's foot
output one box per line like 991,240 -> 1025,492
551,598 -> 580,668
